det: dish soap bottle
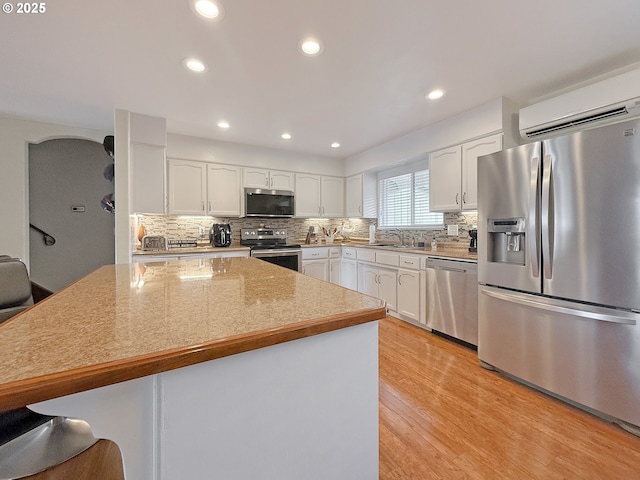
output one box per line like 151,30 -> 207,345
417,233 -> 425,249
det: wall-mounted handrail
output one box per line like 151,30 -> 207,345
29,224 -> 56,246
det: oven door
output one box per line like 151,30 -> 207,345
251,248 -> 302,272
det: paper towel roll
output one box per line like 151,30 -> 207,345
369,225 -> 376,244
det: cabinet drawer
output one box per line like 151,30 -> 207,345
376,251 -> 399,267
302,247 -> 328,259
399,255 -> 420,270
356,249 -> 376,263
342,247 -> 357,259
329,247 -> 341,258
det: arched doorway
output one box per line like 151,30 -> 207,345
29,138 -> 115,292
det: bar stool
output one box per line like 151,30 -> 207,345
0,257 -> 98,479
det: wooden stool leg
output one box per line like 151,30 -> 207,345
23,440 -> 124,480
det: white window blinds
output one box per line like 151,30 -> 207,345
378,166 -> 443,228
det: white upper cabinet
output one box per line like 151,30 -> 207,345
206,164 -> 241,216
243,167 -> 294,190
168,160 -> 241,216
321,176 -> 344,218
168,159 -> 207,215
429,146 -> 462,212
295,174 -> 322,217
429,133 -> 503,212
345,173 -> 377,218
460,133 -> 503,210
295,174 -> 344,218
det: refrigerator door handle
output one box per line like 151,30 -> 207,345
480,286 -> 637,325
528,155 -> 540,278
541,154 -> 554,279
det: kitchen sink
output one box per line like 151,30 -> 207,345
368,243 -> 413,248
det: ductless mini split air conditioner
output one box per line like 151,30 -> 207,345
519,67 -> 640,139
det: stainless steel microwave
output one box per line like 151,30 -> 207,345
244,188 -> 295,217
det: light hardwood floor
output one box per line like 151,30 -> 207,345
379,316 -> 640,479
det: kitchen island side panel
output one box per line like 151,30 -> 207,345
31,321 -> 379,479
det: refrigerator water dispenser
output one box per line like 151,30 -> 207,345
487,218 -> 526,265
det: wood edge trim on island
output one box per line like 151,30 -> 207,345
0,307 -> 385,413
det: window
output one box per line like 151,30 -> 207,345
378,164 -> 443,228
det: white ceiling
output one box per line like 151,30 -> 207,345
1,0 -> 639,159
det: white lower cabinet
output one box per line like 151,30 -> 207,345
340,248 -> 358,290
329,258 -> 341,285
299,246 -> 423,320
357,262 -> 397,313
329,247 -> 341,285
302,247 -> 329,281
397,268 -> 420,321
303,260 -> 328,281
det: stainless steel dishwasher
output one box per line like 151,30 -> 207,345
426,257 -> 478,346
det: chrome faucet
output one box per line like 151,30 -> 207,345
389,229 -> 405,246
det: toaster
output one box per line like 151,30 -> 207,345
141,235 -> 168,251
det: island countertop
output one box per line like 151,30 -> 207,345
0,257 -> 385,413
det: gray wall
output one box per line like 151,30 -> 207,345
29,138 -> 115,291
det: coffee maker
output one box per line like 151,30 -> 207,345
469,228 -> 478,252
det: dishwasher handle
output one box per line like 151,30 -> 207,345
429,265 -> 469,273
426,259 -> 477,274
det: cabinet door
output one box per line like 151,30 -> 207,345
131,143 -> 166,214
461,133 -> 503,210
378,266 -> 397,312
397,268 -> 420,321
207,164 -> 241,216
321,176 -> 344,217
302,259 -> 328,281
345,175 -> 363,217
357,263 -> 378,297
429,146 -> 462,212
329,259 -> 341,285
243,167 -> 270,188
340,259 -> 357,290
295,174 -> 322,217
168,159 -> 207,214
269,170 -> 294,190
346,173 -> 377,218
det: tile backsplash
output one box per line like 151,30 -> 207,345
133,212 -> 478,247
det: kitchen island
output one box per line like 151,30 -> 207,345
0,257 -> 385,479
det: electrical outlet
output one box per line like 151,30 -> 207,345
447,224 -> 459,236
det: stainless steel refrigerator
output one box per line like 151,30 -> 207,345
477,117 -> 640,435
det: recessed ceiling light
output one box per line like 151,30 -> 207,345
191,0 -> 224,20
331,142 -> 341,148
183,58 -> 207,72
299,37 -> 324,56
281,133 -> 292,140
217,121 -> 230,129
426,89 -> 445,100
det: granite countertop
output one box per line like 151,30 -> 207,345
300,240 -> 478,261
0,258 -> 385,412
133,240 -> 477,261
